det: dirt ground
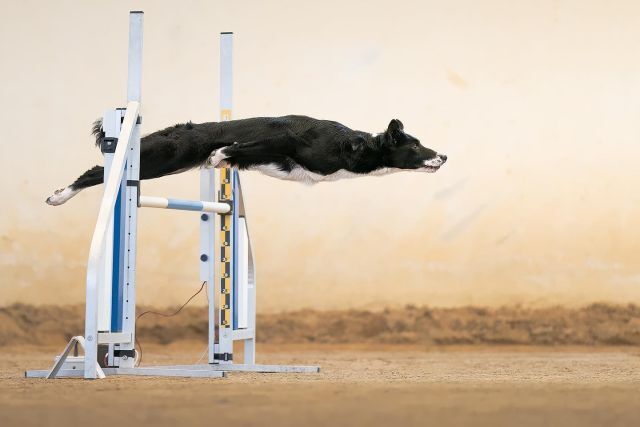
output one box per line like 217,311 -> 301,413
4,303 -> 640,347
2,343 -> 640,427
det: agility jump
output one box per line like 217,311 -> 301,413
27,11 -> 319,379
29,10 -> 446,380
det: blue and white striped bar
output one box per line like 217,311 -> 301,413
139,196 -> 231,214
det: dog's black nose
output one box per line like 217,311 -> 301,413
439,154 -> 447,163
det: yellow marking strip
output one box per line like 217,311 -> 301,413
219,108 -> 232,329
218,167 -> 233,328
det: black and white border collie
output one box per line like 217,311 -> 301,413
46,116 -> 447,205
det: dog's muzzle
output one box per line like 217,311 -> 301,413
422,154 -> 447,172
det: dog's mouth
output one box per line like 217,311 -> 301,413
421,165 -> 440,173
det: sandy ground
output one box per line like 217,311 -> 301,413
5,303 -> 640,347
1,343 -> 640,427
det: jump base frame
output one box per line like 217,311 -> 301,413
26,11 -> 319,379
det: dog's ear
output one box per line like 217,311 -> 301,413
385,119 -> 405,143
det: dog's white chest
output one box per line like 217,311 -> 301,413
248,164 -> 400,184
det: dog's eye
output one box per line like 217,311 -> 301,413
412,144 -> 419,150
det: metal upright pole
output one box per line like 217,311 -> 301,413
201,138 -> 216,363
220,33 -> 233,123
83,11 -> 143,379
117,11 -> 143,369
127,12 -> 144,103
216,32 -> 234,364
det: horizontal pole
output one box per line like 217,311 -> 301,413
139,196 -> 231,214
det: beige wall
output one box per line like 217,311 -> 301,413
1,0 -> 639,310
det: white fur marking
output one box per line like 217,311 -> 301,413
206,147 -> 229,168
248,164 -> 403,184
424,157 -> 444,168
46,187 -> 80,206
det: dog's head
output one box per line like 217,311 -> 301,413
380,119 -> 447,173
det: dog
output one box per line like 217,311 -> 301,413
46,115 -> 447,205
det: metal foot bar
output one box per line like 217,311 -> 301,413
26,366 -> 225,379
134,363 -> 321,373
26,363 -> 317,378
108,367 -> 225,378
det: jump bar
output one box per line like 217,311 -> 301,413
139,195 -> 231,214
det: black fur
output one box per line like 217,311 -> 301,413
51,116 -> 446,204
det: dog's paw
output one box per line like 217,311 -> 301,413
46,187 -> 77,206
205,148 -> 228,169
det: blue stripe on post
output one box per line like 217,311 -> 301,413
166,198 -> 204,211
110,173 -> 126,332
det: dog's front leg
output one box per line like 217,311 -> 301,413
205,146 -> 232,168
205,137 -> 285,168
205,133 -> 300,170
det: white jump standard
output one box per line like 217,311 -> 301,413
26,11 -> 319,379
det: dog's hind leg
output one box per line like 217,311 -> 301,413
46,165 -> 104,206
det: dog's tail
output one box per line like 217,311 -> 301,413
92,118 -> 104,148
